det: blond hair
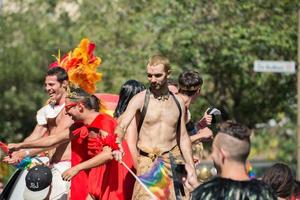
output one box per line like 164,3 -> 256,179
148,55 -> 171,72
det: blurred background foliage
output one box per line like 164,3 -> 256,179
0,0 -> 299,164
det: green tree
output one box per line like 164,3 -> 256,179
0,0 -> 299,164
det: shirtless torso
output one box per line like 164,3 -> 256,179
46,109 -> 72,163
114,58 -> 196,199
5,67 -> 73,200
137,92 -> 181,152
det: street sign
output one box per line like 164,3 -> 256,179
254,60 -> 296,73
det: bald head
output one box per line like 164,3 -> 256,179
214,121 -> 251,163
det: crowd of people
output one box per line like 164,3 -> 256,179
1,39 -> 298,200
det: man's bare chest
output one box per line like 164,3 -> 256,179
47,111 -> 64,129
143,98 -> 180,125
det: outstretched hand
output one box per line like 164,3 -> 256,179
2,150 -> 25,165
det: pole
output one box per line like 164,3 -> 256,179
297,9 -> 300,180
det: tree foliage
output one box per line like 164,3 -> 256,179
0,0 -> 299,162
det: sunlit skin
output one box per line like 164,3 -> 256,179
5,74 -> 72,165
211,137 -> 222,174
114,61 -> 197,198
168,84 -> 179,94
210,133 -> 249,181
190,88 -> 201,104
147,64 -> 169,93
44,75 -> 67,105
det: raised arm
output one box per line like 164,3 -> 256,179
190,128 -> 213,143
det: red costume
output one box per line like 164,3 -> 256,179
70,114 -> 135,200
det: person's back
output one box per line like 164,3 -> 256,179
191,177 -> 276,200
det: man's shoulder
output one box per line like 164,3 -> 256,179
128,90 -> 146,103
136,89 -> 147,98
127,90 -> 147,109
191,177 -> 276,200
171,93 -> 185,108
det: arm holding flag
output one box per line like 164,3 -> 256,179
114,92 -> 145,161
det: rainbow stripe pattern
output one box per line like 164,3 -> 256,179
138,158 -> 171,199
16,156 -> 32,169
246,160 -> 256,179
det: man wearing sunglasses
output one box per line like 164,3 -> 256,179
9,87 -> 135,200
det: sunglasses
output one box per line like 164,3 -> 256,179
65,102 -> 78,111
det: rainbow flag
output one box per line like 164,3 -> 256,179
138,158 -> 171,199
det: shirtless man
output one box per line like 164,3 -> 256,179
4,67 -> 73,200
114,55 -> 196,200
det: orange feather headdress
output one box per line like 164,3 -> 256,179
49,38 -> 102,94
